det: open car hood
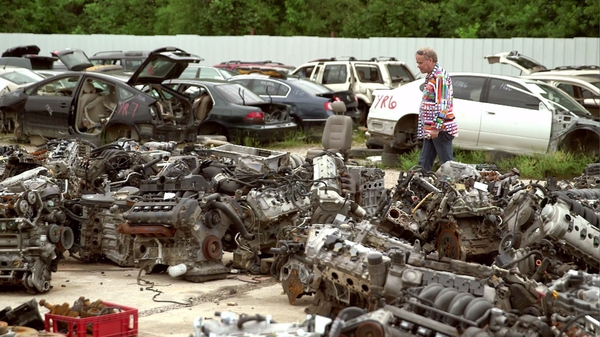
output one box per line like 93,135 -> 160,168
485,51 -> 547,75
127,47 -> 203,86
51,48 -> 94,71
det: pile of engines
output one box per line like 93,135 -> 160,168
263,160 -> 599,337
0,138 -> 386,288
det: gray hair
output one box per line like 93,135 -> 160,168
416,47 -> 438,62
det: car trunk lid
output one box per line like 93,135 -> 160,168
128,47 -> 203,86
316,90 -> 358,108
51,48 -> 95,71
485,51 -> 547,75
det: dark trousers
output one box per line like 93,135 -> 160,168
418,131 -> 455,172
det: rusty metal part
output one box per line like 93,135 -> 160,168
56,226 -> 74,251
436,225 -> 461,260
117,222 -> 176,237
202,235 -> 223,260
0,321 -> 8,335
356,321 -> 385,337
281,268 -> 305,305
38,299 -> 79,317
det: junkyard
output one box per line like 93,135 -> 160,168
0,30 -> 599,337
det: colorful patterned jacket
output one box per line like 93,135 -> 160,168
418,64 -> 458,139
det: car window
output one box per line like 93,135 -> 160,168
580,86 -> 596,99
198,67 -> 221,80
215,83 -> 265,104
294,66 -> 314,78
323,64 -> 347,84
0,69 -> 45,85
295,79 -> 332,94
181,67 -> 199,78
232,78 -> 251,87
355,65 -> 381,83
453,76 -> 485,102
250,79 -> 288,96
557,83 -> 575,96
387,64 -> 413,83
34,76 -> 80,96
534,83 -> 590,117
487,79 -> 540,109
176,84 -> 208,99
117,86 -> 136,100
125,60 -> 143,71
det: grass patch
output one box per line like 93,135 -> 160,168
390,148 -> 593,180
266,129 -> 321,149
495,151 -> 593,179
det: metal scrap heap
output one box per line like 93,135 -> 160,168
0,138 -> 598,336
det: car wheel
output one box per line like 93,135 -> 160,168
358,101 -> 369,127
381,144 -> 403,167
560,129 -> 600,159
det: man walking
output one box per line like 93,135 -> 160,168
415,47 -> 458,172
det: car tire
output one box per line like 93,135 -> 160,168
381,145 -> 402,167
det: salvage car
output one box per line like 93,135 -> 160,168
0,47 -> 204,145
164,78 -> 297,142
229,72 -> 359,136
0,66 -> 46,91
367,73 -> 600,165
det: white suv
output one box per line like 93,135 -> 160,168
291,57 -> 416,124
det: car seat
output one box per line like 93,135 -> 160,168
358,70 -> 366,81
77,82 -> 100,131
83,95 -> 107,131
194,94 -> 213,122
306,102 -> 353,160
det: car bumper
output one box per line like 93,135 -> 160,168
229,122 -> 298,142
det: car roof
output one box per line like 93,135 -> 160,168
163,78 -> 231,86
522,74 -> 600,84
215,60 -> 295,69
54,70 -> 129,82
90,50 -> 150,58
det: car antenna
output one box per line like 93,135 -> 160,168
238,87 -> 246,105
265,86 -> 272,103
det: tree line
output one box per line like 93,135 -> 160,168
1,0 -> 598,38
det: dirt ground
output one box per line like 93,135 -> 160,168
0,137 -> 401,337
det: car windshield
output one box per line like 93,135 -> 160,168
215,83 -> 265,104
0,69 -> 44,85
295,79 -> 332,94
533,82 -> 591,117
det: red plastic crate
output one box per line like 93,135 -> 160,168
44,301 -> 138,337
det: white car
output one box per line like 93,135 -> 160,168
0,66 -> 45,91
366,73 -> 600,165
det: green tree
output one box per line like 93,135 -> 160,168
82,0 -> 158,35
340,0 -> 441,38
